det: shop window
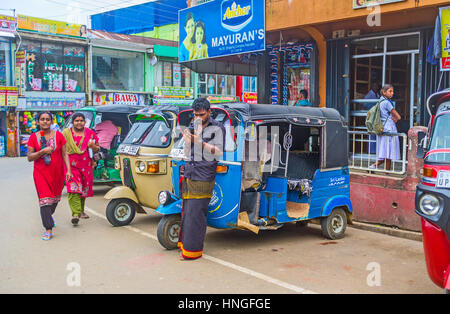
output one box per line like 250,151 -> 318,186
198,73 -> 236,96
92,47 -> 144,92
387,34 -> 419,52
353,38 -> 384,55
42,42 -> 64,92
64,46 -> 85,92
22,40 -> 43,91
21,40 -> 85,92
243,76 -> 257,93
154,61 -> 192,88
288,68 -> 311,106
198,73 -> 206,94
0,41 -> 11,86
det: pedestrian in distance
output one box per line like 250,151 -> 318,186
178,97 -> 225,260
62,113 -> 99,226
27,111 -> 72,241
295,89 -> 313,107
370,84 -> 401,171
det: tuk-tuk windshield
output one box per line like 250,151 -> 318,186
122,119 -> 171,148
427,111 -> 450,163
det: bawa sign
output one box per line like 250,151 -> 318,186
93,92 -> 146,106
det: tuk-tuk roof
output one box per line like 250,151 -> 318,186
216,102 -> 344,123
213,102 -> 348,169
135,105 -> 191,115
427,88 -> 450,116
93,104 -> 145,114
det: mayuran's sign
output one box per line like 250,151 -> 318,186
179,0 -> 265,62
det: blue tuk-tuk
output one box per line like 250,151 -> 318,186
155,103 -> 353,249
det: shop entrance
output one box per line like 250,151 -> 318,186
350,33 -> 420,132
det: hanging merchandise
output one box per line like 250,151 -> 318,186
268,43 -> 314,106
17,110 -> 73,156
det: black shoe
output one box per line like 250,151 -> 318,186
71,216 -> 79,226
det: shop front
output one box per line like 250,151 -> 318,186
0,14 -> 17,157
266,42 -> 316,106
88,29 -> 156,108
152,55 -> 194,104
16,15 -> 88,156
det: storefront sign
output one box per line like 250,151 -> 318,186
441,7 -> 450,71
93,92 -> 147,106
17,15 -> 87,38
154,86 -> 194,99
0,87 -> 18,107
179,0 -> 265,62
20,92 -> 85,109
0,15 -> 17,33
242,92 -> 257,104
206,95 -> 238,103
353,0 -> 406,9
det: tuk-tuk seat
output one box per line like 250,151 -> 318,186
271,152 -> 319,182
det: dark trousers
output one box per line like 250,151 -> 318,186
179,198 -> 210,258
40,203 -> 57,230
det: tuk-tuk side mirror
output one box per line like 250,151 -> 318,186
245,122 -> 257,141
417,131 -> 427,159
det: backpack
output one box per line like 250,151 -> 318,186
365,100 -> 384,135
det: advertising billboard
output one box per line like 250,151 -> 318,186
179,0 -> 265,62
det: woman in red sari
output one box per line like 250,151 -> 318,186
27,111 -> 72,240
62,112 -> 99,225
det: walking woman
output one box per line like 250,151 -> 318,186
370,84 -> 401,171
62,113 -> 99,225
27,111 -> 72,241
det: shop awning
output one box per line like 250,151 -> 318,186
0,31 -> 15,38
182,55 -> 257,77
87,29 -> 177,53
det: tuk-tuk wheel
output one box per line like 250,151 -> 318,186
157,214 -> 182,250
106,198 -> 137,227
321,208 -> 347,240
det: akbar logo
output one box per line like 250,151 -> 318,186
221,0 -> 253,32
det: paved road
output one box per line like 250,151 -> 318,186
0,157 -> 442,294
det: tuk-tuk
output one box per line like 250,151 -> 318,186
64,105 -> 143,183
155,103 -> 353,249
416,89 -> 450,294
104,105 -> 190,226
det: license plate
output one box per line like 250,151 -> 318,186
437,171 -> 450,188
117,145 -> 139,156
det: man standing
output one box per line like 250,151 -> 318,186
179,98 -> 225,260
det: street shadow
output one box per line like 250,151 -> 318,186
205,222 -> 324,251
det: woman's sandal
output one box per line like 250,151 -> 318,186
42,232 -> 52,241
71,216 -> 79,226
80,212 -> 89,219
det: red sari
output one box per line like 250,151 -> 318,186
28,131 -> 66,207
65,128 -> 98,198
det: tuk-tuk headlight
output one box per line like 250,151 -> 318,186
158,191 -> 169,205
138,161 -> 146,172
419,194 -> 440,216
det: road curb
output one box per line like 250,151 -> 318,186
349,221 -> 423,242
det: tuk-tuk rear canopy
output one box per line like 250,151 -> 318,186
217,103 -> 348,169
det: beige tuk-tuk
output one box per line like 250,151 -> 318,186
104,105 -> 190,226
